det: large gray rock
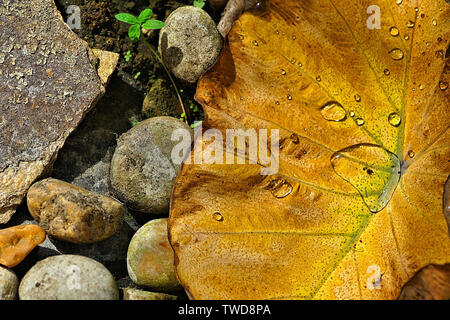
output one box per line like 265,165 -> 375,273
159,6 -> 223,84
110,117 -> 193,214
0,0 -> 108,224
19,255 -> 119,300
52,75 -> 143,198
0,266 -> 18,300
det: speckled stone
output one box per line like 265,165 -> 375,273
0,0 -> 108,224
19,255 -> 119,300
110,117 -> 192,214
27,178 -> 124,244
0,266 -> 19,300
159,6 -> 223,84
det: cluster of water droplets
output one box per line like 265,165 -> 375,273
241,2 -> 446,213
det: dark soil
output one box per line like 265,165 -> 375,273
55,0 -> 221,122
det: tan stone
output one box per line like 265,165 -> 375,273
0,225 -> 46,268
27,178 -> 124,244
92,49 -> 119,86
127,218 -> 181,291
122,288 -> 179,300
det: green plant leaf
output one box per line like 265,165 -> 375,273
137,8 -> 153,24
128,24 -> 141,41
193,0 -> 205,9
115,13 -> 137,25
142,20 -> 165,30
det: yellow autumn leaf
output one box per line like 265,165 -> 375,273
169,0 -> 450,299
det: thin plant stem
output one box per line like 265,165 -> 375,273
141,37 -> 188,124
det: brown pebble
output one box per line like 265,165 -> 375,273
27,178 -> 124,244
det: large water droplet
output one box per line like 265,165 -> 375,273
396,0 -> 402,5
389,48 -> 404,60
331,144 -> 401,213
388,113 -> 401,127
268,179 -> 293,199
320,101 -> 347,122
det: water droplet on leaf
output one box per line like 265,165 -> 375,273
290,133 -> 299,144
331,144 -> 401,213
407,20 -> 415,28
354,94 -> 361,102
388,113 -> 401,127
408,150 -> 415,158
439,81 -> 448,91
384,69 -> 391,76
320,101 -> 347,122
356,118 -> 365,126
389,48 -> 404,60
389,27 -> 399,37
269,179 -> 293,199
213,212 -> 224,222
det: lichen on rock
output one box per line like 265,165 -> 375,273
0,0 -> 110,223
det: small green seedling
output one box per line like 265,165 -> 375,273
116,9 -> 189,124
189,103 -> 199,113
115,9 -> 165,42
134,72 -> 141,80
132,121 -> 140,127
124,50 -> 132,62
191,121 -> 203,129
180,112 -> 186,122
193,0 -> 206,9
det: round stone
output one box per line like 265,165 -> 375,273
0,266 -> 18,300
110,117 -> 192,214
127,218 -> 181,291
19,255 -> 119,300
159,6 -> 223,84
